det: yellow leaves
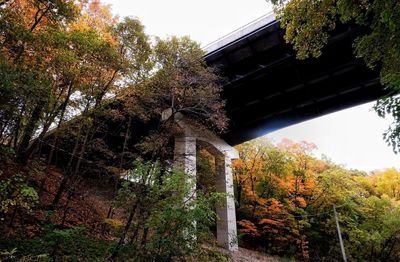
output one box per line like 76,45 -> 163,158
104,218 -> 124,229
278,0 -> 337,60
371,168 -> 400,200
235,138 -> 400,259
234,138 -> 333,256
70,0 -> 118,46
6,0 -> 80,33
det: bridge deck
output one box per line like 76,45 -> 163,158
204,14 -> 385,145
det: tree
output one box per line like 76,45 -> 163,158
270,0 -> 400,153
49,11 -> 153,208
111,160 -> 220,261
233,138 -> 312,258
370,168 -> 400,200
233,137 -> 400,260
347,195 -> 400,261
124,36 -> 228,133
0,0 -> 79,164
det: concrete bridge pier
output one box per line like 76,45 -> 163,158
215,153 -> 238,251
171,112 -> 239,251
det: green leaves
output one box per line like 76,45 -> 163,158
113,160 -> 222,261
276,0 -> 337,60
0,174 -> 38,217
345,195 -> 400,261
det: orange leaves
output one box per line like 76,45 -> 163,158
232,158 -> 246,170
234,138 -> 400,260
294,196 -> 307,208
238,195 -> 289,236
234,138 -> 326,257
259,218 -> 280,226
244,188 -> 265,204
70,0 -> 118,46
238,219 -> 260,237
6,0 -> 79,33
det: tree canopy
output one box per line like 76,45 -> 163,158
0,1 -> 229,260
0,0 -> 226,166
232,138 -> 400,261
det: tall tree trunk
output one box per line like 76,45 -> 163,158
72,126 -> 91,176
106,117 -> 133,221
236,181 -> 242,209
12,102 -> 26,150
111,203 -> 137,259
120,117 -> 132,168
47,85 -> 72,164
29,82 -> 74,161
16,101 -> 45,165
0,117 -> 12,143
50,124 -> 84,209
51,101 -> 90,209
94,69 -> 118,108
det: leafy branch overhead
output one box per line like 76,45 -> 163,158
123,36 -> 228,134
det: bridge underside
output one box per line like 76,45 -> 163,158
205,21 -> 387,145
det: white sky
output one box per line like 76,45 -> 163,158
265,102 -> 399,172
102,0 -> 273,46
104,0 -> 399,172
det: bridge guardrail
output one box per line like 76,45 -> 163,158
203,11 -> 276,55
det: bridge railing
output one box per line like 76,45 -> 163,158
203,11 -> 276,55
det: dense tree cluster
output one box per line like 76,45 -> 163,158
232,138 -> 400,261
0,0 -> 226,166
0,0 -> 228,261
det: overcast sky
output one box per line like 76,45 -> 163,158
103,0 -> 399,172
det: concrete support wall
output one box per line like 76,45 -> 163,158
174,136 -> 197,201
216,155 -> 239,251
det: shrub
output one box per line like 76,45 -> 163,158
0,225 -> 112,261
112,160 -> 225,261
0,173 -> 38,221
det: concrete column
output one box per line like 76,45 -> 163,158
216,155 -> 238,251
174,136 -> 197,246
174,136 -> 197,201
173,129 -> 239,252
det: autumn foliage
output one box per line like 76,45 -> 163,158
0,0 -> 229,261
1,0 -> 400,261
233,138 -> 400,261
